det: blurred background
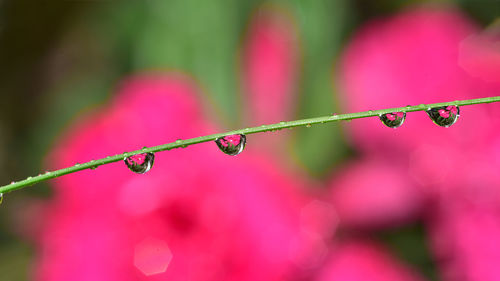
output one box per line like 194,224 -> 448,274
1,0 -> 500,280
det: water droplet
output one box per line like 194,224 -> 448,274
306,124 -> 312,128
379,112 -> 406,128
0,193 -> 3,205
10,181 -> 14,185
426,105 -> 460,127
215,134 -> 246,156
124,153 -> 155,174
90,166 -> 98,170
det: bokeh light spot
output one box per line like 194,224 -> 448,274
134,237 -> 172,276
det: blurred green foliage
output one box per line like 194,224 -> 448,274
379,223 -> 438,281
0,0 -> 499,280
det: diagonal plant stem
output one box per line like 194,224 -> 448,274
1,96 -> 500,194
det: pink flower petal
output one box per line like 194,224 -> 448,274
242,7 -> 298,125
338,8 -> 491,154
317,240 -> 427,281
429,205 -> 500,281
35,73 -> 321,281
459,24 -> 500,83
330,158 -> 425,229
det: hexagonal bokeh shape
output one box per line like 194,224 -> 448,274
134,237 -> 172,276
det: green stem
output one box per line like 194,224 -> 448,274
2,96 -> 500,194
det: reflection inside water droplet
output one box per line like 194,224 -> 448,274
124,153 -> 155,174
215,134 -> 246,156
426,105 -> 460,127
379,112 -> 406,128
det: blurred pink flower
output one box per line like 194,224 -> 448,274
36,73 -> 317,281
32,4 -> 500,281
316,240 -> 425,281
335,5 -> 500,281
242,8 -> 298,126
429,202 -> 500,281
32,7 -> 338,281
241,8 -> 299,155
330,157 -> 424,229
459,22 -> 500,83
339,7 -> 486,155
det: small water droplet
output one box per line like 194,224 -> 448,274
90,166 -> 98,170
176,139 -> 182,144
215,134 -> 246,156
306,124 -> 312,128
0,193 -> 3,205
379,112 -> 406,128
124,153 -> 155,174
27,177 -> 32,180
426,105 -> 460,127
10,181 -> 15,185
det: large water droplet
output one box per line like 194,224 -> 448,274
379,112 -> 406,128
215,134 -> 246,156
124,153 -> 155,174
426,105 -> 460,127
